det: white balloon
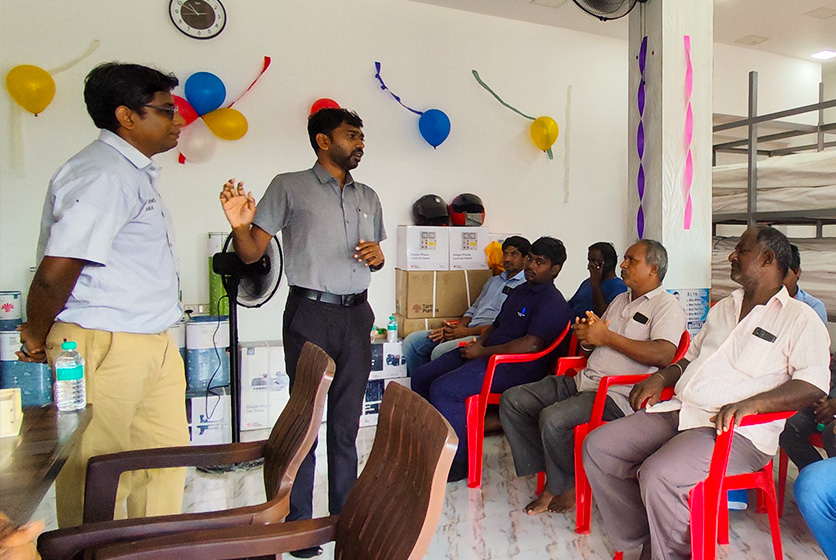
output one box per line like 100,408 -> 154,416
178,118 -> 217,163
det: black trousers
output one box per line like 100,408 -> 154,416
282,292 -> 374,520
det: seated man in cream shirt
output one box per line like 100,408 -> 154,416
582,226 -> 831,560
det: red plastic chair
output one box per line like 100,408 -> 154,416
613,411 -> 793,560
777,432 -> 824,516
570,331 -> 690,533
465,323 -> 573,488
534,333 -> 689,489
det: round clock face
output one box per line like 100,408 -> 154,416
169,0 -> 226,40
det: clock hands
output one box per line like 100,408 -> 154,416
185,3 -> 205,16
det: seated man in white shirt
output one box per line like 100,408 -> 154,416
500,239 -> 685,515
582,226 -> 831,560
403,236 -> 529,374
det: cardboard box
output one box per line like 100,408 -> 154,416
239,342 -> 290,431
396,226 -> 450,271
449,227 -> 490,270
395,314 -> 459,338
395,269 -> 493,319
187,388 -> 232,445
360,377 -> 411,427
370,341 -> 407,380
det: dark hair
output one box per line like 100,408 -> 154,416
753,226 -> 792,277
307,108 -> 363,153
588,241 -> 618,274
636,239 -> 669,281
502,236 -> 531,256
789,243 -> 801,273
530,236 -> 567,267
84,62 -> 179,132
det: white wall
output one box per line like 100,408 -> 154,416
0,0 -> 630,341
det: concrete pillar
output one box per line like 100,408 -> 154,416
627,0 -> 713,334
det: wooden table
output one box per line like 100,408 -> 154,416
0,405 -> 92,524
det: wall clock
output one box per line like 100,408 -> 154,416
169,0 -> 226,40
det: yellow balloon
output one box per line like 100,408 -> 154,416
530,116 -> 559,152
6,65 -> 55,115
202,108 -> 248,141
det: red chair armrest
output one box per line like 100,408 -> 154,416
555,356 -> 588,377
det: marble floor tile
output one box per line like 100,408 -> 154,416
30,426 -> 827,560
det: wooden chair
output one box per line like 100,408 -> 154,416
465,323 -> 574,488
777,432 -> 825,516
90,382 -> 458,560
613,411 -> 793,560
38,341 -> 335,560
572,331 -> 690,534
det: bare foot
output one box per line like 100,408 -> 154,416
524,489 -> 555,515
546,488 -> 576,513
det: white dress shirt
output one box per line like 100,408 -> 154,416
36,130 -> 181,334
648,286 -> 831,455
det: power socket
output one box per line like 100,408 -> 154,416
183,302 -> 210,316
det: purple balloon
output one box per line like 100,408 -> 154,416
639,36 -> 648,75
637,206 -> 645,239
638,165 -> 645,200
637,122 -> 645,160
638,80 -> 646,115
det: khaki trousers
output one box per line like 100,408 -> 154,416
46,322 -> 189,527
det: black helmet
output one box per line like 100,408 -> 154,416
412,195 -> 449,226
449,193 -> 485,226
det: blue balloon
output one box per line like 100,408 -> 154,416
184,72 -> 226,116
418,109 -> 451,148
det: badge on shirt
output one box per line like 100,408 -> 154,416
502,285 -> 515,295
752,326 -> 777,343
632,312 -> 649,324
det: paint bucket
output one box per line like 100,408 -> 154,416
0,361 -> 53,407
208,233 -> 230,316
185,315 -> 230,395
0,291 -> 22,331
0,331 -> 21,362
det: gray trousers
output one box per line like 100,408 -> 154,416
582,410 -> 771,560
499,375 -> 624,495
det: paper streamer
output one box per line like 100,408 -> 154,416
636,36 -> 648,238
472,69 -> 554,159
374,61 -> 424,116
683,35 -> 693,230
47,39 -> 101,75
563,85 -> 573,203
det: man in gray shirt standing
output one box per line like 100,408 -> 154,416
220,108 -> 384,559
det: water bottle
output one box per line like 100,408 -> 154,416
54,341 -> 86,411
387,315 -> 398,343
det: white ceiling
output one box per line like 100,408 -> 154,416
410,0 -> 836,64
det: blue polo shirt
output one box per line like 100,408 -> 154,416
568,277 -> 628,318
486,280 -> 573,374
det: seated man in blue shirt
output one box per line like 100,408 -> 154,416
412,237 -> 574,482
403,236 -> 530,374
568,241 -> 627,318
785,243 -> 827,325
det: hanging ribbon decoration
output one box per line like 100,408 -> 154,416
472,70 -> 558,160
636,36 -> 648,239
683,36 -> 694,230
563,85 -> 573,202
373,62 -> 450,148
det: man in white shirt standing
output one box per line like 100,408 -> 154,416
582,226 -> 831,560
18,62 -> 189,527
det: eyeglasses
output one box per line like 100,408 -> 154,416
143,104 -> 178,120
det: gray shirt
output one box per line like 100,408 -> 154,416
575,285 -> 686,414
253,162 -> 385,294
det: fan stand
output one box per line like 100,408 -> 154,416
212,254 -> 271,443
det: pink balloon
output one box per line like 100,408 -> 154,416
174,95 -> 199,126
310,98 -> 340,116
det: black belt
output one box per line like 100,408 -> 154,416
290,286 -> 367,307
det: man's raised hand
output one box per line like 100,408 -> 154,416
219,179 -> 256,230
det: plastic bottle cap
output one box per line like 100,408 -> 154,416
61,341 -> 77,351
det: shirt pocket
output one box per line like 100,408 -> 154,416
621,312 -> 652,341
732,332 -> 776,377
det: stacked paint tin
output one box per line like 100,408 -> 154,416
185,315 -> 230,395
0,291 -> 22,330
0,329 -> 53,407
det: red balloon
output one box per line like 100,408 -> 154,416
174,95 -> 199,126
310,98 -> 340,116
